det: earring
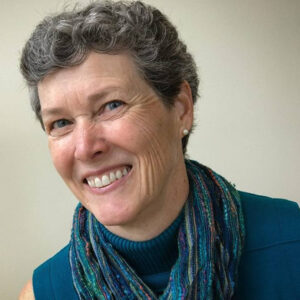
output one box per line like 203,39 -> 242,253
183,129 -> 189,136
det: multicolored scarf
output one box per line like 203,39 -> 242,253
70,160 -> 245,299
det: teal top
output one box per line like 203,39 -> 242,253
98,208 -> 183,293
32,191 -> 300,299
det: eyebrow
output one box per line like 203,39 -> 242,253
41,107 -> 67,119
41,86 -> 124,119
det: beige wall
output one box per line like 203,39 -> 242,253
1,0 -> 299,298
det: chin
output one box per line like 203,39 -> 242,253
90,203 -> 140,227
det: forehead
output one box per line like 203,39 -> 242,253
38,51 -> 149,97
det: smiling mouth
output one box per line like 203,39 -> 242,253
85,166 -> 132,188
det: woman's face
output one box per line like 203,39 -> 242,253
38,52 -> 192,232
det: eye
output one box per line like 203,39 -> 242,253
96,99 -> 126,122
46,118 -> 73,137
104,100 -> 124,111
52,119 -> 71,129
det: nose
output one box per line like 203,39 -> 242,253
74,121 -> 109,161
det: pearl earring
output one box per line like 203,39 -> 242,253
183,129 -> 189,136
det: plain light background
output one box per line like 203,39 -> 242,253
1,0 -> 299,298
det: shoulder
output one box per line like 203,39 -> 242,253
34,244 -> 70,276
239,190 -> 300,251
32,244 -> 78,299
235,191 -> 300,299
19,280 -> 35,300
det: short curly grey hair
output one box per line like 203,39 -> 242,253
20,0 -> 199,154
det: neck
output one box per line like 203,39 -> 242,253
105,159 -> 189,241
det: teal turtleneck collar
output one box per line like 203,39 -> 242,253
99,211 -> 183,278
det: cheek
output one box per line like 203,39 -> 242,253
117,110 -> 181,194
135,115 -> 180,162
48,139 -> 73,179
113,112 -> 168,156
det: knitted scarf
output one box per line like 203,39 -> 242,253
70,160 -> 245,299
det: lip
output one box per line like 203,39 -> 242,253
84,165 -> 132,194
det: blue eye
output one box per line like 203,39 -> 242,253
106,100 -> 123,111
53,119 -> 70,129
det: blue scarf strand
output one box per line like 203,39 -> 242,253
70,159 -> 245,299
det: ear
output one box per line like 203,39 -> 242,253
173,80 -> 194,136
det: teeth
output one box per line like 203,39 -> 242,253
86,167 -> 130,189
101,175 -> 110,186
109,172 -> 116,182
95,177 -> 102,188
116,170 -> 122,179
87,178 -> 96,188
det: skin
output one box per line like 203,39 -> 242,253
19,280 -> 34,300
20,51 -> 193,298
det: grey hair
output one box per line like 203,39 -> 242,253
20,0 -> 199,154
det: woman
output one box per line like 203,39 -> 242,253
19,1 -> 300,299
